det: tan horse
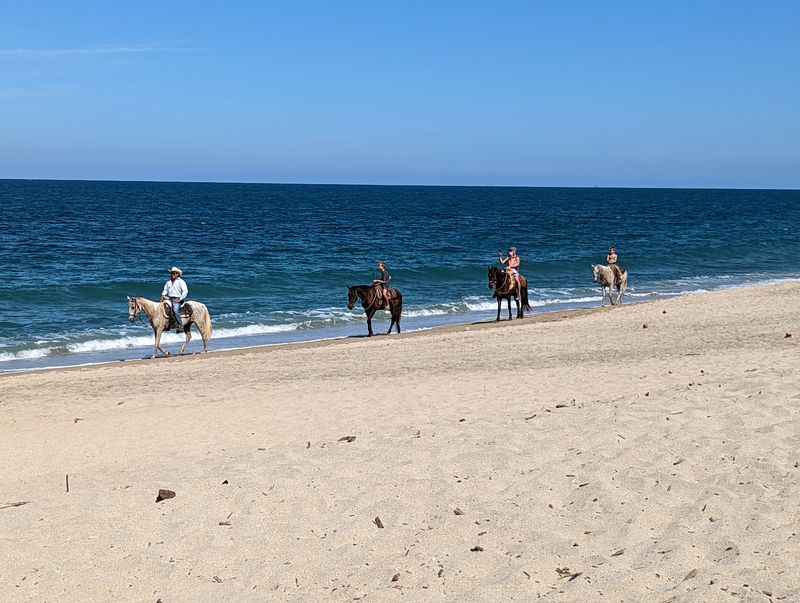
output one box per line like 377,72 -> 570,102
127,296 -> 213,357
592,264 -> 628,306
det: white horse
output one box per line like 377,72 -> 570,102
592,264 -> 628,306
127,296 -> 213,358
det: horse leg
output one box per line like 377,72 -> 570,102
366,308 -> 375,336
515,297 -> 521,319
496,297 -> 501,321
395,305 -> 401,333
386,307 -> 394,336
154,328 -> 167,358
180,323 -> 192,354
507,297 -> 512,320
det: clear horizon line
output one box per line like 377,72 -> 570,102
0,176 -> 797,192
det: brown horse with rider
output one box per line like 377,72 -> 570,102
347,261 -> 403,336
489,247 -> 532,320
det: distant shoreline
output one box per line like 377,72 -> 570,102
4,277 -> 798,378
0,304 -> 603,379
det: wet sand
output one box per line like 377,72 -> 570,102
1,282 -> 799,601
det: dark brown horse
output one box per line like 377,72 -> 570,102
347,285 -> 403,336
488,266 -> 532,321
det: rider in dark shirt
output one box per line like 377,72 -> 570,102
372,261 -> 392,306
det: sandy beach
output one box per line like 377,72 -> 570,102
1,282 -> 799,601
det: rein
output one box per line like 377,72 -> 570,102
491,270 -> 513,296
362,286 -> 379,310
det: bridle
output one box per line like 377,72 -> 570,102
129,297 -> 143,322
489,268 -> 510,294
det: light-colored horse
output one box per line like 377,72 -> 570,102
592,264 -> 628,306
127,296 -> 212,357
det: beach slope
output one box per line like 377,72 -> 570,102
1,283 -> 799,601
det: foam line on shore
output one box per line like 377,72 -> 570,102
2,277 -> 798,375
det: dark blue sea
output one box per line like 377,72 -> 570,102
1,180 -> 798,372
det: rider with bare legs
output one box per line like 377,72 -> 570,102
499,247 -> 522,294
607,245 -> 623,287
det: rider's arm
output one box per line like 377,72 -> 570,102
179,280 -> 188,302
161,281 -> 170,299
499,256 -> 508,265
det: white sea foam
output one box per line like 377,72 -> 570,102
65,323 -> 303,354
463,296 -> 599,312
0,348 -> 54,362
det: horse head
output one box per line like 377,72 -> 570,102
591,264 -> 600,283
127,296 -> 140,322
488,266 -> 499,290
346,287 -> 358,310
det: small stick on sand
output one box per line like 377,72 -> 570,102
0,501 -> 30,510
65,474 -> 69,493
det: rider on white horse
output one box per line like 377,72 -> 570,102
606,245 -> 624,288
161,267 -> 188,333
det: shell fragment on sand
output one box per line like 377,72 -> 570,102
155,489 -> 176,503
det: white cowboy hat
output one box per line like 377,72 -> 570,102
169,266 -> 183,275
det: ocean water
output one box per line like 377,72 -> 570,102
1,180 -> 798,372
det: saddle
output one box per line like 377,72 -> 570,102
502,271 -> 527,295
162,301 -> 193,330
372,285 -> 397,308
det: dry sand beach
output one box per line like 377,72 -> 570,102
2,282 -> 799,601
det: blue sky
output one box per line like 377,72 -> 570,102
1,1 -> 798,187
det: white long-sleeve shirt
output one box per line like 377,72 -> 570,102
162,277 -> 188,301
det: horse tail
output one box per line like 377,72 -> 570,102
203,307 -> 213,342
204,310 -> 213,341
192,302 -> 213,344
521,283 -> 532,312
